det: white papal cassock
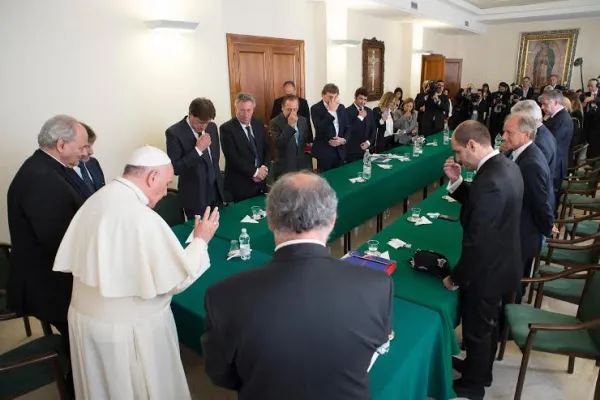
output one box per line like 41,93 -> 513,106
53,177 -> 210,400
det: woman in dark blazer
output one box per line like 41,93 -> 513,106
373,91 -> 396,153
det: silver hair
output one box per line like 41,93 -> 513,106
37,115 -> 80,148
511,100 -> 543,123
234,92 -> 256,108
541,89 -> 564,104
267,171 -> 338,234
510,112 -> 537,139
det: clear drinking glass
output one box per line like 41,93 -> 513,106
465,171 -> 474,182
367,240 -> 379,253
229,240 -> 239,256
251,206 -> 262,220
411,208 -> 421,220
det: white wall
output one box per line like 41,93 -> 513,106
346,11 -> 404,105
455,17 -> 600,89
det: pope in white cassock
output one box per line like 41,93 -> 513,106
53,145 -> 220,399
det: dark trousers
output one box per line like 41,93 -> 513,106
346,152 -> 364,163
317,155 -> 344,172
458,291 -> 502,392
185,201 -> 224,221
47,320 -> 75,399
516,257 -> 535,304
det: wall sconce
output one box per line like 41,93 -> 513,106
413,49 -> 435,55
330,39 -> 361,48
144,20 -> 199,32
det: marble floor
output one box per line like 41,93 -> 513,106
2,182 -> 598,399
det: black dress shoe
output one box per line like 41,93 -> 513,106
452,358 -> 493,387
453,378 -> 484,400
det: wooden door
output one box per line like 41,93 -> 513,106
226,34 -> 305,125
421,55 -> 446,84
444,59 -> 463,99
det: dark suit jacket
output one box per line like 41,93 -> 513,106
271,97 -> 312,143
544,108 -> 574,193
450,154 -> 524,297
520,87 -> 536,100
65,157 -> 105,199
7,150 -> 86,322
346,104 -> 375,158
220,117 -> 270,202
514,143 -> 555,262
310,101 -> 351,163
417,94 -> 450,137
534,124 -> 557,207
202,243 -> 393,400
269,113 -> 310,180
166,117 -> 225,213
373,107 -> 394,152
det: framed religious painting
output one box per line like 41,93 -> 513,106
515,29 -> 580,90
362,38 -> 385,101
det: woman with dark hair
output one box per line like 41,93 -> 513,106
481,83 -> 491,102
393,98 -> 418,141
393,87 -> 404,112
489,82 -> 511,138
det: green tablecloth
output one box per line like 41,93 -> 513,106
170,224 -> 451,399
358,186 -> 462,398
170,224 -> 272,354
212,132 -> 453,253
371,298 -> 451,400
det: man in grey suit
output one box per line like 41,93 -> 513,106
269,94 -> 311,180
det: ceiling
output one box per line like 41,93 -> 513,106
462,0 -> 563,9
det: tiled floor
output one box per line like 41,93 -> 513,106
2,182 -> 598,399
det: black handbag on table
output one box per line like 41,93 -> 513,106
408,249 -> 451,279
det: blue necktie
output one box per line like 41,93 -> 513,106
294,126 -> 299,146
79,161 -> 94,192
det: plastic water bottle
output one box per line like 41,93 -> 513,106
363,149 -> 372,180
471,109 -> 478,121
239,228 -> 251,261
494,134 -> 503,150
443,122 -> 450,145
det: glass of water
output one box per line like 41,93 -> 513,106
228,240 -> 239,256
367,240 -> 379,253
465,171 -> 474,182
411,207 -> 421,220
251,206 -> 262,220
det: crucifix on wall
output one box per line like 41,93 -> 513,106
362,37 -> 385,101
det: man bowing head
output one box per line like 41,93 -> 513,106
53,145 -> 219,400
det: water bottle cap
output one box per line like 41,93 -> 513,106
241,228 -> 247,233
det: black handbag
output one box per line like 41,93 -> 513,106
408,249 -> 451,279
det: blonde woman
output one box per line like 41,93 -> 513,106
373,91 -> 396,153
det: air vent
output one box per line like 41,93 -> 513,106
411,1 -> 418,10
464,20 -> 470,27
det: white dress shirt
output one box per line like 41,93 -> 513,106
274,238 -> 327,252
379,110 -> 394,138
510,140 -> 533,162
447,149 -> 500,193
186,117 -> 211,159
324,101 -> 339,136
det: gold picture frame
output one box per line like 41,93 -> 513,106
515,29 -> 579,89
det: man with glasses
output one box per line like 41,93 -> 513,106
269,94 -> 311,180
166,97 -> 225,219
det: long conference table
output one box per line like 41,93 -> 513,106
170,132 -> 458,400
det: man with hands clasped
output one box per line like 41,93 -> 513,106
346,87 -> 376,162
311,83 -> 351,172
442,121 -> 524,400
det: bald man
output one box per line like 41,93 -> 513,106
53,146 -> 220,399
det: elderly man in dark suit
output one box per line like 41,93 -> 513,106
346,87 -> 376,163
7,115 -> 89,396
443,121 -> 524,400
511,100 -> 557,209
220,93 -> 270,202
269,94 -> 311,180
202,171 -> 392,400
166,98 -> 225,219
503,113 -> 555,300
66,122 -> 105,199
541,90 -> 574,210
310,83 -> 351,172
270,81 -> 312,143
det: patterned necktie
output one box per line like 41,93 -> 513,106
78,161 -> 94,191
295,126 -> 299,146
245,126 -> 259,167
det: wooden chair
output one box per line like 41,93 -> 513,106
498,265 -> 600,400
0,334 -> 69,400
153,188 -> 185,226
557,211 -> 600,240
0,242 -> 31,337
558,167 -> 600,220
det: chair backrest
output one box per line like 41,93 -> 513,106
153,190 -> 185,227
0,244 -> 10,290
578,269 -> 600,349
